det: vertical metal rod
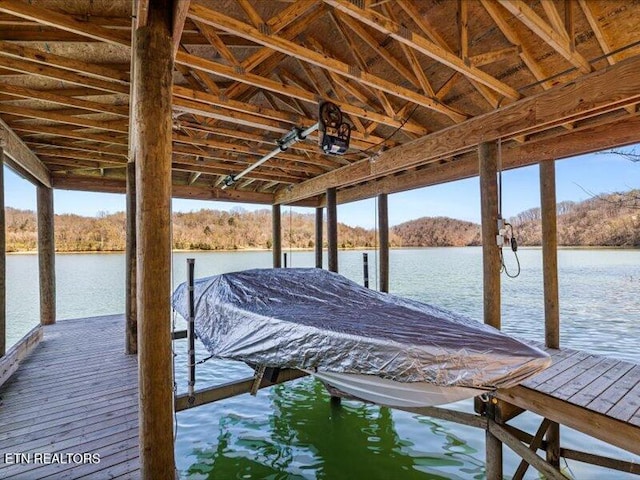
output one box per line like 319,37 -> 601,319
283,253 -> 288,269
363,253 -> 369,288
315,207 -> 323,268
272,204 -> 282,268
378,193 -> 389,293
327,187 -> 338,273
187,258 -> 196,399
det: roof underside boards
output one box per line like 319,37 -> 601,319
0,0 -> 639,205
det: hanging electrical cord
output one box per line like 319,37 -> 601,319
344,104 -> 421,160
497,138 -> 521,278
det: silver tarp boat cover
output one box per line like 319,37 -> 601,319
172,268 -> 550,389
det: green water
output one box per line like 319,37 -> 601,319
6,248 -> 640,479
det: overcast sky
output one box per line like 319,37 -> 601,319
4,147 -> 639,228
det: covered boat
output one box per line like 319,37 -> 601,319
172,268 -> 550,407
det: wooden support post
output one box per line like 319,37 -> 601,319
378,193 -> 389,293
479,142 -> 502,479
315,207 -> 323,268
37,185 -> 55,326
0,146 -> 5,356
540,160 -> 560,348
540,160 -> 561,469
272,204 -> 282,268
125,161 -> 137,354
479,142 -> 501,329
133,2 -> 175,477
327,187 -> 338,273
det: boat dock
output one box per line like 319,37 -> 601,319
0,315 -> 139,479
1,315 -> 638,479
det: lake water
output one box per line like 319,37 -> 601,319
5,248 -> 640,479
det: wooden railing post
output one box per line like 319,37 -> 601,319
378,193 -> 389,293
37,185 -> 55,326
315,207 -> 323,268
327,187 -> 338,273
479,141 -> 502,479
0,146 -> 5,356
133,1 -> 175,477
540,159 -> 561,469
272,204 -> 282,268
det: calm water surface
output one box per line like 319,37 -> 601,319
6,248 -> 640,479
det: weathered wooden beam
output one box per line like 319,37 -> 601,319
327,187 -> 338,273
498,0 -> 591,73
496,385 -> 640,456
275,54 -> 640,204
479,141 -> 500,330
0,118 -> 50,187
133,2 -> 175,477
0,84 -> 129,117
513,418 -> 552,480
378,193 -> 389,293
172,0 -> 190,55
0,40 -> 129,84
0,105 -> 128,133
175,368 -> 308,412
326,0 -> 520,100
540,160 -> 560,349
272,204 -> 282,268
488,420 -> 566,480
188,4 -> 465,123
175,51 -> 428,135
0,0 -> 130,46
0,325 -> 42,388
315,206 -> 323,268
37,185 -> 55,326
561,447 -> 640,475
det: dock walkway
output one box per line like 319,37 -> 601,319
0,315 -> 139,479
0,315 -> 638,479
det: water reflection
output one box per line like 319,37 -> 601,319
185,378 -> 484,479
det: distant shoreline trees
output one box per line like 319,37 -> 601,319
5,189 -> 640,252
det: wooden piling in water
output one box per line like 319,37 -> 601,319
378,193 -> 389,293
125,161 -> 137,355
540,159 -> 561,469
0,146 -> 5,356
133,2 -> 175,477
315,207 -> 323,268
327,187 -> 338,273
272,204 -> 282,268
479,141 -> 502,479
37,185 -> 55,326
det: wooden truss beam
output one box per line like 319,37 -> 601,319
187,3 -> 466,123
175,51 -> 427,134
0,117 -> 51,187
334,110 -> 640,205
276,54 -> 640,204
325,0 -> 520,100
497,0 -> 591,74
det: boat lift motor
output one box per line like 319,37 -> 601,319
318,101 -> 351,155
221,101 -> 351,189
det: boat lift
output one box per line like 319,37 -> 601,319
221,101 -> 351,189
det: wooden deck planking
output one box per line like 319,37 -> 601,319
499,343 -> 640,456
0,315 -> 140,480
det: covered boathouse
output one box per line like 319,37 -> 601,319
0,0 -> 639,478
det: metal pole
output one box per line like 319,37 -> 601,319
222,123 -> 319,188
283,252 -> 288,269
187,258 -> 196,400
363,253 -> 369,288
